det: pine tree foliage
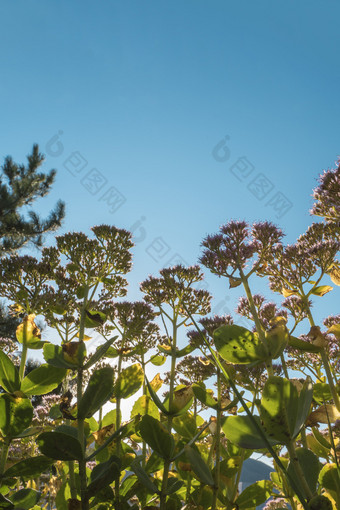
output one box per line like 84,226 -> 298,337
0,144 -> 65,256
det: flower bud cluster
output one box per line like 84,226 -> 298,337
311,157 -> 340,225
200,220 -> 283,277
141,265 -> 211,317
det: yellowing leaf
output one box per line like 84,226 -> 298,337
76,333 -> 92,341
229,277 -> 242,288
327,324 -> 340,339
311,285 -> 333,297
62,342 -> 85,365
307,405 -> 340,426
307,326 -> 327,348
330,266 -> 340,286
150,373 -> 163,393
172,385 -> 193,412
16,315 -> 41,344
282,287 -> 297,297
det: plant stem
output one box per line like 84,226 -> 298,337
77,288 -> 89,510
287,440 -> 314,501
159,316 -> 177,510
115,352 -> 123,510
19,318 -> 29,381
212,367 -> 222,510
68,461 -> 77,500
77,368 -> 88,510
239,269 -> 273,375
0,438 -> 10,482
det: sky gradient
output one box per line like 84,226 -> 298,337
1,1 -> 339,358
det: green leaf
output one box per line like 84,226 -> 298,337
217,458 -> 240,478
293,376 -> 313,438
87,456 -> 121,497
9,488 -> 41,509
265,324 -> 288,360
0,351 -> 20,393
36,431 -> 83,460
0,495 -> 14,509
84,310 -> 106,328
311,285 -> 333,296
145,376 -> 168,415
0,393 -> 33,438
306,433 -> 330,459
26,340 -> 49,350
114,364 -> 143,400
3,456 -> 54,479
131,460 -> 159,495
131,395 -> 160,421
150,354 -> 167,366
308,495 -> 333,510
288,336 -> 322,353
43,343 -> 77,369
175,344 -> 196,358
222,415 -> 277,449
312,427 -> 332,449
287,448 -> 319,499
104,347 -> 119,358
163,385 -> 194,417
166,477 -> 184,495
83,336 -> 118,370
235,480 -> 273,509
260,376 -> 298,444
139,415 -> 175,460
192,384 -> 218,410
101,409 -> 120,428
173,413 -> 198,440
78,366 -> 114,419
318,463 -> 340,493
214,325 -> 267,364
145,452 -> 164,474
313,383 -> 333,404
21,365 -> 66,396
184,445 -> 214,486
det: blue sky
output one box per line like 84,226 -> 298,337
1,0 -> 339,339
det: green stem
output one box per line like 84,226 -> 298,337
160,317 -> 178,510
239,269 -> 273,375
77,368 -> 88,510
98,406 -> 103,430
68,461 -> 77,500
212,368 -> 222,510
77,287 -> 89,510
115,353 -> 123,510
141,355 -> 147,470
19,318 -> 29,381
231,449 -> 245,503
67,416 -> 77,500
287,440 -> 314,501
280,353 -> 289,379
185,476 -> 192,504
0,438 -> 10,482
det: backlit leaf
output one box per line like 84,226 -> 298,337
214,325 -> 267,364
0,351 -> 20,393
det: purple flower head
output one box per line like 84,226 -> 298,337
311,157 -> 340,224
201,220 -> 281,279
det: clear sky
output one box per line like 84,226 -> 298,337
1,0 -> 339,342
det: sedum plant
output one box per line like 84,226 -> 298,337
0,157 -> 339,509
